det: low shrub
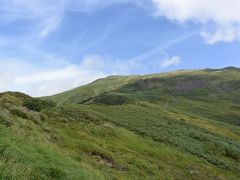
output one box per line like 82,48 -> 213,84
94,93 -> 132,106
224,148 -> 240,161
0,112 -> 13,127
10,109 -> 28,119
23,99 -> 56,112
0,143 -> 8,155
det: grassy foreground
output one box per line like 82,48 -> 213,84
1,67 -> 240,179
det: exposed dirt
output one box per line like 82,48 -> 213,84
89,151 -> 127,171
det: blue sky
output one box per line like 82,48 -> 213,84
0,0 -> 240,96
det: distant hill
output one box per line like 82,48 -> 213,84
47,67 -> 240,106
1,67 -> 240,179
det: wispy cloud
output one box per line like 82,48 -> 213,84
1,0 -> 237,96
0,56 -> 108,96
129,33 -> 195,62
14,66 -> 81,85
0,0 -> 66,39
0,53 -> 141,96
37,13 -> 63,38
0,0 -> 147,40
0,29 -> 190,96
2,0 -> 239,44
0,52 -> 181,96
160,56 -> 181,68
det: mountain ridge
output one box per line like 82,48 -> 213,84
45,66 -> 240,105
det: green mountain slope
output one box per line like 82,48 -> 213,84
46,75 -> 139,105
1,67 -> 240,179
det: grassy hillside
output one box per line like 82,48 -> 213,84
1,67 -> 240,179
46,76 -> 139,105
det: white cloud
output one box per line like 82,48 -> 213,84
201,25 -> 240,44
152,0 -> 240,44
14,66 -> 82,85
14,67 -> 107,97
0,54 -> 139,97
3,0 -> 240,44
0,56 -> 108,97
152,0 -> 240,23
0,73 -> 13,92
160,56 -> 181,68
1,52 -> 181,96
80,54 -> 140,75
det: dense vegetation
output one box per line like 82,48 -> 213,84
0,67 -> 240,179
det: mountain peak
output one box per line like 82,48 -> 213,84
222,66 -> 240,71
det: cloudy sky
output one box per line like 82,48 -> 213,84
0,0 -> 240,96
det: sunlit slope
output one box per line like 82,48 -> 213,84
48,67 -> 240,106
46,75 -> 139,105
45,67 -> 240,178
1,67 -> 239,179
1,93 -> 235,179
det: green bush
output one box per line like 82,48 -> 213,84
94,93 -> 133,105
224,148 -> 240,161
10,109 -> 28,119
23,98 -> 56,112
0,112 -> 12,127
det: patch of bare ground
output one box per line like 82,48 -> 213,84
89,151 -> 128,171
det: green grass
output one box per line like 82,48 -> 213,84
1,67 -> 240,179
2,94 -> 235,179
45,76 -> 139,105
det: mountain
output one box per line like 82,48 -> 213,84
1,67 -> 240,179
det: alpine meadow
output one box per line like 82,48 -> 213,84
0,67 -> 240,179
0,0 -> 240,179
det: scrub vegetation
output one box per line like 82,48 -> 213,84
0,67 -> 240,179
